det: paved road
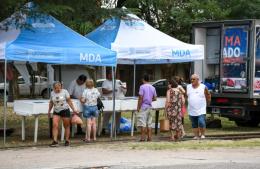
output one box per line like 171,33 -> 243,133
111,163 -> 260,169
0,145 -> 260,169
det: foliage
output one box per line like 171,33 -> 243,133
0,0 -> 127,35
1,0 -> 260,40
123,0 -> 230,42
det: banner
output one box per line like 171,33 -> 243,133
221,27 -> 248,92
254,27 -> 260,93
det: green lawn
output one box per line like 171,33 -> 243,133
0,106 -> 260,148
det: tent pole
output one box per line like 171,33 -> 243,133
133,63 -> 136,96
113,66 -> 117,139
3,59 -> 7,145
111,66 -> 116,139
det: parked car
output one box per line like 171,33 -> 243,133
151,79 -> 187,97
0,76 -> 49,98
151,79 -> 168,97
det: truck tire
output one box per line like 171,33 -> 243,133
235,111 -> 260,127
235,119 -> 260,127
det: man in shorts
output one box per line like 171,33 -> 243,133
187,74 -> 211,139
137,74 -> 157,141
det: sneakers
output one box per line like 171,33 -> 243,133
49,140 -> 70,147
64,140 -> 70,146
200,135 -> 206,139
193,136 -> 199,140
193,135 -> 206,140
49,141 -> 59,147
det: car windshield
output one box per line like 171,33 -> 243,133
17,77 -> 38,84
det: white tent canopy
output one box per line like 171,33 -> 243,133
87,14 -> 204,64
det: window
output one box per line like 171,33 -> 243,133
40,77 -> 48,83
17,78 -> 25,84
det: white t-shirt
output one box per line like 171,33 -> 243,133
102,79 -> 126,99
68,79 -> 86,99
81,88 -> 100,106
187,84 -> 207,116
50,89 -> 70,112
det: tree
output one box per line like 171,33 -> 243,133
0,0 -> 127,35
122,0 -> 230,42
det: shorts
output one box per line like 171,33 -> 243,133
53,109 -> 71,118
83,105 -> 99,119
137,108 -> 153,128
189,114 -> 206,128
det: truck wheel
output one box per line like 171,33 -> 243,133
41,89 -> 48,99
235,119 -> 260,127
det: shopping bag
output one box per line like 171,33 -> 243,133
160,111 -> 169,132
71,114 -> 83,125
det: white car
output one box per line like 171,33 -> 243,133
0,76 -> 49,98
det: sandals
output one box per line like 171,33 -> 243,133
139,138 -> 152,142
82,139 -> 91,143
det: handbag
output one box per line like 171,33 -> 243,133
97,97 -> 104,110
160,110 -> 170,132
71,114 -> 83,125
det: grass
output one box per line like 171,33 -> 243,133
127,139 -> 260,150
1,106 -> 260,148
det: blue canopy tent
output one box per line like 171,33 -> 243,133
1,12 -> 117,143
1,15 -> 116,65
86,13 -> 204,95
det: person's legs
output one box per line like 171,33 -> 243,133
175,129 -> 181,140
198,114 -> 206,138
189,115 -> 199,139
92,117 -> 97,141
62,117 -> 71,142
147,109 -> 153,141
52,115 -> 60,142
86,118 -> 92,141
140,127 -> 146,141
137,109 -> 146,141
102,112 -> 112,133
147,127 -> 152,141
76,112 -> 84,135
181,117 -> 186,137
170,130 -> 175,140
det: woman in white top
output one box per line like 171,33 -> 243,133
48,81 -> 78,147
80,79 -> 101,142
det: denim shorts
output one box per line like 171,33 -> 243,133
83,105 -> 99,119
189,114 -> 206,128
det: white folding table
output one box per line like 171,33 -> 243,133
13,98 -> 165,143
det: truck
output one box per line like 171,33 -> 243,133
0,76 -> 48,98
192,20 -> 260,127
